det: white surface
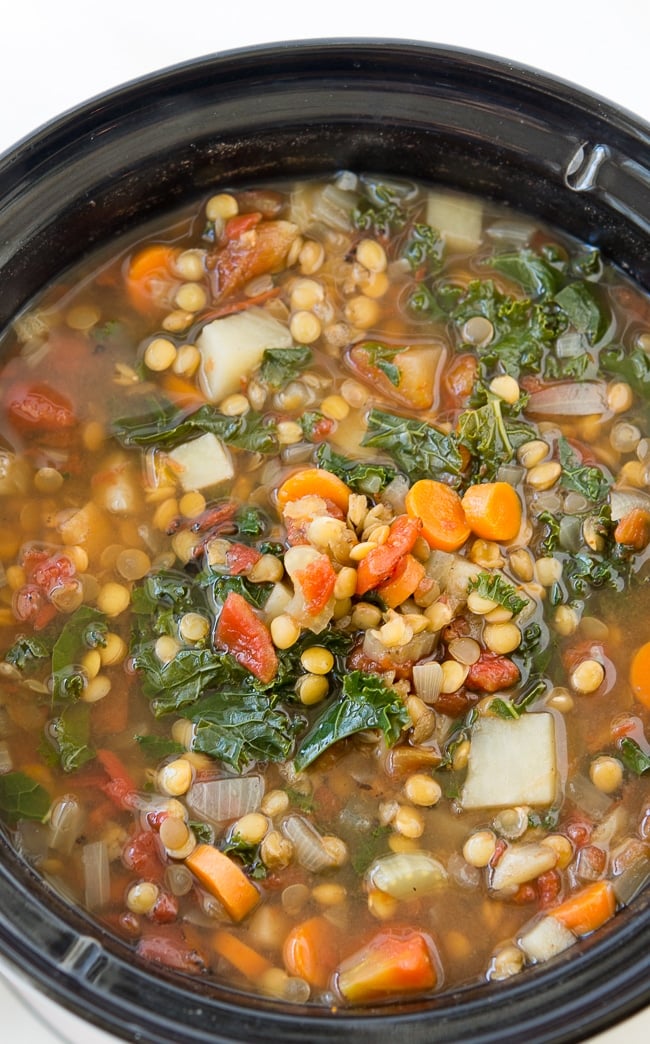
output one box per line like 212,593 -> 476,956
1,0 -> 649,1040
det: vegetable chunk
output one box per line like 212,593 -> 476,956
197,307 -> 293,403
461,713 -> 559,810
167,431 -> 234,492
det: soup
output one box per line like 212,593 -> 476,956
0,172 -> 649,1007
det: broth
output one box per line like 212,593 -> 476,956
0,172 -> 649,1006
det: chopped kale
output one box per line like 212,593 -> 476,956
457,396 -> 535,481
293,670 -> 410,772
486,249 -> 563,297
4,635 -> 49,673
186,691 -> 301,772
600,346 -> 650,401
619,737 -> 650,775
403,223 -> 444,273
113,396 -> 278,454
554,281 -> 608,344
361,342 -> 405,386
315,443 -> 396,496
135,734 -> 187,761
467,572 -> 529,616
558,436 -> 610,502
0,771 -> 51,823
362,408 -> 464,487
258,346 -> 313,390
47,702 -> 95,773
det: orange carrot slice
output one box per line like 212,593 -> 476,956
185,844 -> 260,922
283,915 -> 341,989
276,468 -> 351,514
213,930 -> 272,981
377,553 -> 426,609
337,929 -> 437,1003
629,640 -> 650,709
461,481 -> 522,542
549,880 -> 616,936
405,479 -> 470,552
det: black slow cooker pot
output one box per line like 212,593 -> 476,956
0,38 -> 648,1044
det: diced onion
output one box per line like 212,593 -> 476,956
528,381 -> 609,417
281,815 -> 337,872
412,661 -> 444,704
565,775 -> 613,820
609,488 -> 650,521
186,775 -> 264,826
82,840 -> 110,910
612,857 -> 650,905
367,850 -> 448,900
49,795 -> 85,855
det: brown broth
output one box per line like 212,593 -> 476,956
0,173 -> 649,1007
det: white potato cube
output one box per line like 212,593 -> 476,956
426,191 -> 483,253
519,916 -> 576,963
167,432 -> 233,492
197,307 -> 293,403
460,713 -> 558,810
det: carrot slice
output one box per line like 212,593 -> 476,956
276,468 -> 351,514
629,640 -> 650,709
549,880 -> 616,936
614,508 -> 650,550
125,244 -> 179,314
405,479 -> 470,552
185,844 -> 260,922
355,515 -> 422,596
337,929 -> 437,1003
213,930 -> 272,981
461,481 -> 522,542
377,553 -> 426,609
283,915 -> 341,989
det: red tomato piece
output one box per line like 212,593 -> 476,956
225,543 -> 263,575
215,591 -> 278,684
122,831 -> 165,882
465,651 -> 521,692
224,212 -> 263,239
4,382 -> 76,433
294,554 -> 337,615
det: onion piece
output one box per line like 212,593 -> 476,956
186,775 -> 264,827
367,850 -> 448,900
412,661 -> 443,704
609,488 -> 650,521
528,381 -> 609,417
565,775 -> 612,820
612,857 -> 650,906
282,815 -> 337,872
49,795 -> 85,855
362,627 -> 437,667
82,840 -> 110,910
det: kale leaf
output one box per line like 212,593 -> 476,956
361,342 -> 404,386
113,396 -> 278,454
315,443 -> 396,496
467,572 -> 529,616
185,691 -> 301,772
293,670 -> 411,771
554,282 -> 608,344
362,408 -> 464,486
487,249 -> 563,297
47,702 -> 95,773
4,635 -> 49,673
600,346 -> 650,400
0,771 -> 51,823
558,436 -> 610,502
258,346 -> 313,390
619,737 -> 650,775
51,606 -> 107,703
457,396 -> 535,481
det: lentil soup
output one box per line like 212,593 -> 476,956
0,173 -> 649,1007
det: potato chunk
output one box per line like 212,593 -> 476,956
167,432 -> 233,492
197,307 -> 293,403
460,713 -> 558,810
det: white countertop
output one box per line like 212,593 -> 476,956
1,1 -> 648,1040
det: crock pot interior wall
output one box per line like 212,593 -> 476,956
0,38 -> 649,1044
1,39 -> 648,330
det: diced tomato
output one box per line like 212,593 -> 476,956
4,382 -> 76,434
225,543 -> 263,575
465,651 -> 521,692
294,554 -> 337,615
97,748 -> 137,810
12,584 -> 57,630
149,891 -> 179,924
215,591 -> 278,684
355,515 -> 422,596
136,927 -> 206,974
537,870 -> 562,909
29,552 -> 76,592
122,830 -> 165,882
224,212 -> 263,239
208,218 -> 297,301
